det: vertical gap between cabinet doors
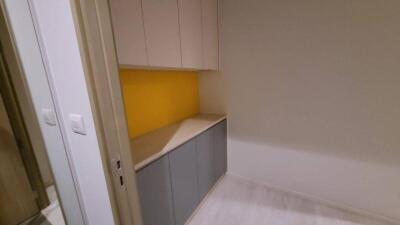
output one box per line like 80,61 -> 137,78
139,0 -> 150,65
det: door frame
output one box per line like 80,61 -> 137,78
69,0 -> 143,225
0,7 -> 49,210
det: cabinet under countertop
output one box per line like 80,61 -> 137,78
130,114 -> 226,171
135,116 -> 227,225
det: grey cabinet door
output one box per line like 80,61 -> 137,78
169,140 -> 200,225
136,155 -> 175,225
196,130 -> 215,200
214,120 -> 227,179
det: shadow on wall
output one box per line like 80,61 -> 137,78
227,71 -> 400,167
202,0 -> 400,167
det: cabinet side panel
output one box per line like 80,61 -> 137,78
201,0 -> 218,69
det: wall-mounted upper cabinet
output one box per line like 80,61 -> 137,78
110,0 -> 218,70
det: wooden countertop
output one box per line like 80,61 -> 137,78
130,114 -> 226,171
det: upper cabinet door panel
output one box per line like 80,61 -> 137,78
110,0 -> 148,66
142,0 -> 182,68
178,0 -> 203,69
201,0 -> 219,70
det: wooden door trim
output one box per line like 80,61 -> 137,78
0,5 -> 49,209
69,0 -> 144,225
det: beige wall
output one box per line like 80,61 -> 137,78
199,0 -> 400,222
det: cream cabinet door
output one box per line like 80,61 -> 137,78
142,0 -> 182,68
178,0 -> 203,69
110,0 -> 148,66
201,0 -> 219,70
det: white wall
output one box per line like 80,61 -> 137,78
2,0 -> 53,188
27,1 -> 116,225
3,1 -> 86,224
200,0 -> 400,222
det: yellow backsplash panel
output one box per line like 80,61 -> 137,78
120,69 -> 199,138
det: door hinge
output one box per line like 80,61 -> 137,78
111,159 -> 125,189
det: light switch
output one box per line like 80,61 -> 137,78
42,108 -> 57,126
69,114 -> 87,135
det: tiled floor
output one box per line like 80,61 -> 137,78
187,175 -> 397,225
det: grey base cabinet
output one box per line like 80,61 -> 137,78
214,121 -> 227,180
169,141 -> 200,225
136,155 -> 175,225
136,120 -> 227,225
196,129 -> 215,200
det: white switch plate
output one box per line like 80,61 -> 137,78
42,108 -> 57,126
69,114 -> 86,135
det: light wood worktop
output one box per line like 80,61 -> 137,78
130,114 -> 226,171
